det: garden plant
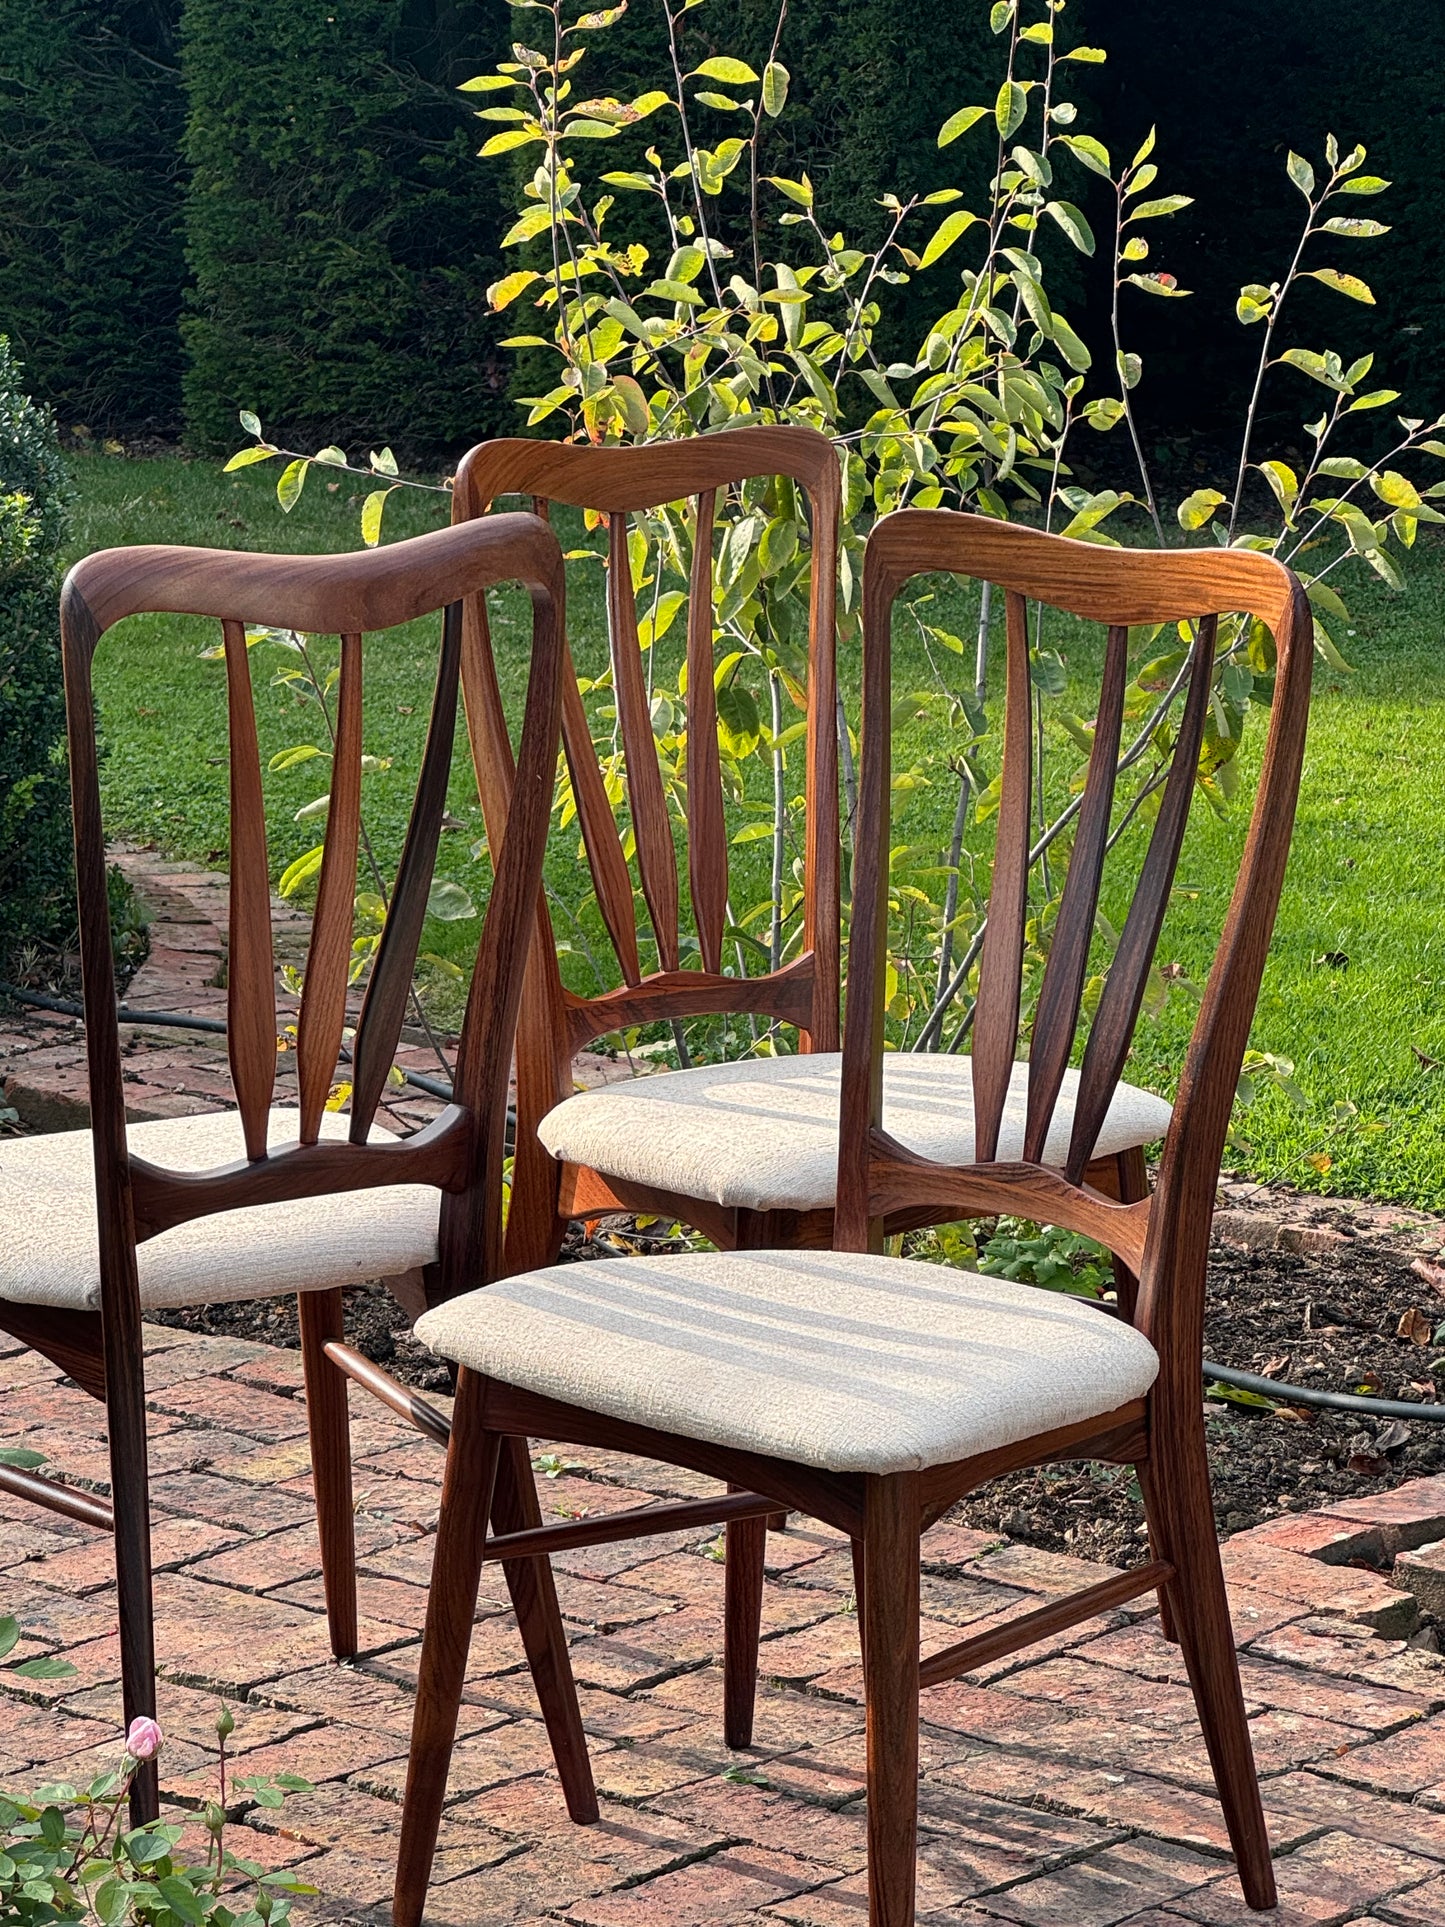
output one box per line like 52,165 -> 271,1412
223,0 -> 1445,1139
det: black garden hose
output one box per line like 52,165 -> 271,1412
1202,1359 -> 1445,1424
0,983 -> 458,1103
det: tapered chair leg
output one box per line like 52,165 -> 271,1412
723,1500 -> 766,1749
394,1373 -> 504,1927
105,1321 -> 159,1827
491,1434 -> 598,1821
298,1289 -> 357,1660
862,1471 -> 920,1927
1142,1438 -> 1276,1910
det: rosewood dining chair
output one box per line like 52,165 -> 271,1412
2,514 -> 580,1825
453,428 -> 1173,1746
392,508 -> 1312,1925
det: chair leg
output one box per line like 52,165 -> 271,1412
862,1471 -> 920,1927
104,1316 -> 158,1827
298,1289 -> 357,1661
723,1496 -> 766,1749
394,1372 -> 503,1927
1141,1440 -> 1276,1910
490,1434 -> 598,1822
851,1535 -> 867,1671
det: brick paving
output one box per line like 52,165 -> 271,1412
2,1328 -> 1445,1921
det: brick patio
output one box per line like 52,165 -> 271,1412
6,1327 -> 1445,1922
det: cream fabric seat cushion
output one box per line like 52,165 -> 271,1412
538,1053 -> 1172,1213
0,1109 -> 440,1313
415,1249 -> 1159,1475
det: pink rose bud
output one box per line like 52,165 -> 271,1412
125,1716 -> 163,1761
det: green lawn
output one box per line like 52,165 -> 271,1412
64,447 -> 1445,1206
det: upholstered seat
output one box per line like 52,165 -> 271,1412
414,1249 -> 1159,1475
0,1109 -> 439,1313
537,1053 -> 1172,1213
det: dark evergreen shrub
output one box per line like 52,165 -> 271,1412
180,0 -> 513,458
0,0 -> 186,436
0,341 -> 77,968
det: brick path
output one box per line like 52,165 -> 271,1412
7,1327 -> 1445,1922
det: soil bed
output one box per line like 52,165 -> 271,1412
150,1225 -> 1445,1567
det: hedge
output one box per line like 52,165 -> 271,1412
0,341 -> 78,968
180,0 -> 513,458
0,0 -> 187,435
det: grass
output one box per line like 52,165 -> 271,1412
63,445 -> 1445,1206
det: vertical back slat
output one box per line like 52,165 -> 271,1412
349,602 -> 463,1141
296,630 -> 363,1144
1022,624 -> 1130,1164
1066,614 -> 1218,1182
970,589 -> 1034,1163
608,512 -> 680,971
562,668 -> 645,986
221,619 -> 275,1159
684,489 -> 726,974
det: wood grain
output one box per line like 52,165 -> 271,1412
608,512 -> 680,969
296,629 -> 362,1144
685,489 -> 727,973
350,600 -> 462,1139
1065,615 -> 1217,1182
863,1471 -> 920,1927
919,1559 -> 1172,1687
221,619 -> 276,1157
298,1287 -> 357,1658
971,590 -> 1033,1163
1023,622 -> 1127,1164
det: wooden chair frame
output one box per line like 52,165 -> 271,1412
23,515 -> 575,1825
450,427 -> 841,1271
393,510 -> 1313,1925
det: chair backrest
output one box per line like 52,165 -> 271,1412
451,428 -> 842,1076
59,514 -> 566,1328
839,509 -> 1311,1376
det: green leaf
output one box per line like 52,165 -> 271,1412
157,1875 -> 207,1926
1048,312 -> 1091,372
361,488 -> 396,548
1371,468 -> 1422,510
1257,459 -> 1298,518
1177,487 -> 1226,532
1306,268 -> 1375,304
1124,272 -> 1188,297
501,205 -> 553,246
994,79 -> 1027,139
12,1655 -> 78,1680
1321,216 -> 1390,238
692,56 -> 758,84
762,61 -> 789,117
1348,388 -> 1400,411
458,73 -> 521,91
716,682 -> 762,757
1058,133 -> 1110,178
1126,194 -> 1193,221
269,744 -> 324,771
694,92 -> 742,111
1062,45 -> 1106,62
1042,199 -> 1094,255
239,409 -> 262,436
480,127 -> 545,155
1337,174 -> 1391,195
1286,150 -> 1316,197
222,445 -> 277,471
0,1616 -> 19,1662
918,208 -> 979,269
370,446 -> 399,477
1236,284 -> 1272,325
938,105 -> 987,148
767,174 -> 813,208
278,846 -> 325,898
1316,456 -> 1368,479
313,445 -> 346,467
276,458 -> 308,512
489,268 -> 541,310
0,1445 -> 47,1470
427,880 -> 477,922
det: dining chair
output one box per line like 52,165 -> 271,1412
3,513 -> 580,1824
392,507 -> 1312,1925
453,429 -> 1175,1745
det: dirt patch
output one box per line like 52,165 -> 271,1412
150,1224 -> 1445,1568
